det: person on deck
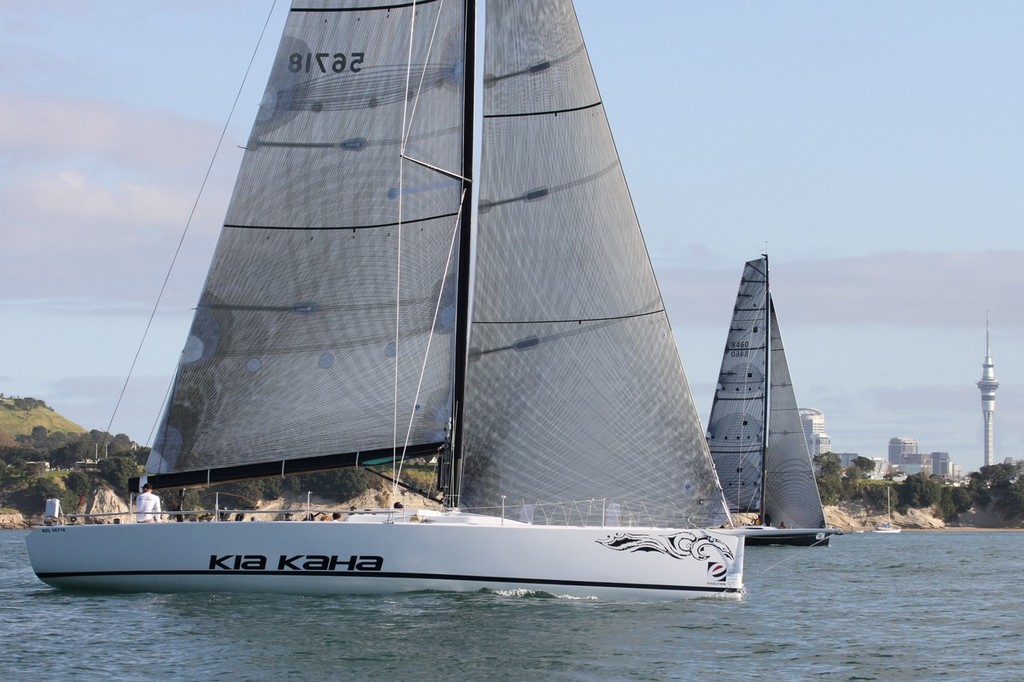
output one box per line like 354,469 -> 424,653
136,483 -> 162,523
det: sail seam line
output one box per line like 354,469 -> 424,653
292,0 -> 440,13
484,101 -> 602,119
223,213 -> 459,231
473,309 -> 664,325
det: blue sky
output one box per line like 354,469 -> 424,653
1,1 -> 1021,473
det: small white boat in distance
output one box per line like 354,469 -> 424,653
873,487 -> 901,533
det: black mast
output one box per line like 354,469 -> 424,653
446,0 -> 477,509
758,253 -> 770,524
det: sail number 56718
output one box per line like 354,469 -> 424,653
289,52 -> 365,74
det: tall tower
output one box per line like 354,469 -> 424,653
976,315 -> 999,467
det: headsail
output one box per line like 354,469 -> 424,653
765,297 -> 827,528
146,0 -> 471,485
458,0 -> 728,529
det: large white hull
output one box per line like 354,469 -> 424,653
27,511 -> 744,600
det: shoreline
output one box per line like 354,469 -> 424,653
5,522 -> 1024,532
863,526 -> 1024,532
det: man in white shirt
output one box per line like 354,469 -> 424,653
136,483 -> 162,523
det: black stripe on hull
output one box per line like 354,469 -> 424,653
36,570 -> 741,595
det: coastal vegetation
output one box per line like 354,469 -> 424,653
814,452 -> 1024,526
0,395 -> 439,521
2,395 -> 1022,527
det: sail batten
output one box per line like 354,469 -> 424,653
483,101 -> 603,119
223,213 -> 460,231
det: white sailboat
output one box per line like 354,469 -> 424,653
707,256 -> 838,547
873,487 -> 901,533
27,0 -> 743,599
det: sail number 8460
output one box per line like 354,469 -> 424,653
728,340 -> 749,357
289,52 -> 365,74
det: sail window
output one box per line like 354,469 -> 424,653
513,337 -> 540,351
182,335 -> 204,363
245,358 -> 262,373
318,353 -> 334,369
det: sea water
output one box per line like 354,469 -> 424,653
2,529 -> 1021,681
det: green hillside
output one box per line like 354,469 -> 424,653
0,396 -> 86,438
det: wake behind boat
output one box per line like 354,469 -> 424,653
706,256 -> 838,547
27,0 -> 743,599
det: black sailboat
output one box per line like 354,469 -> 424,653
707,256 -> 838,547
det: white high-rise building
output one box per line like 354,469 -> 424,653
976,316 -> 999,467
799,408 -> 831,455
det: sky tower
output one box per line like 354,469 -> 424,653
976,315 -> 999,467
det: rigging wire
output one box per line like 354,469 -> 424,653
103,1 -> 281,449
396,194 -> 464,496
392,1 -> 448,504
392,1 -> 415,504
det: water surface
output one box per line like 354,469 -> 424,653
2,530 -> 1021,680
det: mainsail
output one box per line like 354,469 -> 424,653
458,1 -> 727,528
706,257 -> 826,529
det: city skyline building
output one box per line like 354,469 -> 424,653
976,315 -> 999,467
888,437 -> 918,465
798,408 -> 831,456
